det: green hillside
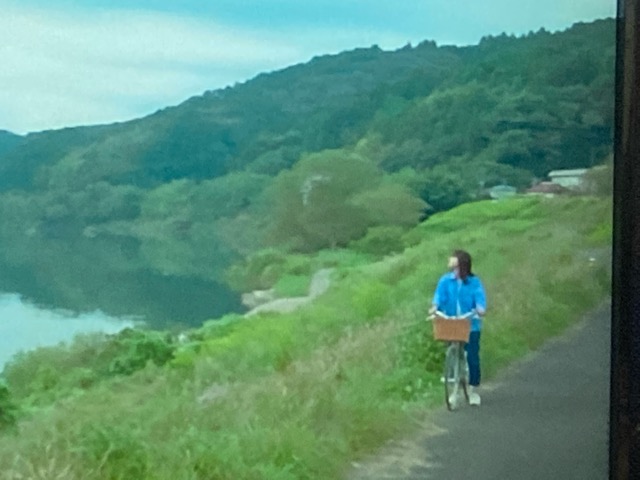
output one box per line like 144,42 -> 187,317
0,21 -> 613,191
0,19 -> 615,324
0,130 -> 22,157
0,195 -> 612,479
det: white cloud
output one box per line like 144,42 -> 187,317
0,4 -> 410,134
0,1 -> 615,134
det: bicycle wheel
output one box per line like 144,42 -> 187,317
444,344 -> 461,411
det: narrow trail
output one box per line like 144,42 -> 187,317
244,268 -> 333,317
347,302 -> 610,480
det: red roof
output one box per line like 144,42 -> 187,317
526,182 -> 568,194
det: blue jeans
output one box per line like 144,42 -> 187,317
465,331 -> 481,387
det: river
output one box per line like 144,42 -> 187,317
0,293 -> 134,370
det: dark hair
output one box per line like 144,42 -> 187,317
453,249 -> 474,282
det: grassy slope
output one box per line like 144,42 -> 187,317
0,195 -> 611,480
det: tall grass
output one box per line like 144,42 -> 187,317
0,195 -> 612,479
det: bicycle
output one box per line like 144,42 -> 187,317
429,310 -> 475,411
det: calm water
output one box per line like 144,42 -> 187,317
0,293 -> 134,369
0,261 -> 244,329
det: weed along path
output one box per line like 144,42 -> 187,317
348,302 -> 610,480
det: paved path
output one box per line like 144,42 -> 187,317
349,302 -> 610,479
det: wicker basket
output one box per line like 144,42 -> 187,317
432,316 -> 471,342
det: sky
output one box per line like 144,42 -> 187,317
0,0 -> 616,134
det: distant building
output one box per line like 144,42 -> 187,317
548,169 -> 589,189
489,184 -> 517,200
526,181 -> 569,196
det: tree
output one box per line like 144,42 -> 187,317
416,165 -> 477,212
351,182 -> 429,226
264,150 -> 382,250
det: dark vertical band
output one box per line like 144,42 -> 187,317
610,0 -> 640,478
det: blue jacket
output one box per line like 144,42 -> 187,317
432,272 -> 487,332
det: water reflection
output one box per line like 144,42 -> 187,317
0,293 -> 134,369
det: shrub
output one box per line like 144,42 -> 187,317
107,329 -> 175,376
0,383 -> 18,430
349,280 -> 392,320
224,248 -> 288,291
78,424 -> 150,479
391,318 -> 443,401
349,225 -> 406,256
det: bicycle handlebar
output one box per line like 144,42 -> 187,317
427,309 -> 482,321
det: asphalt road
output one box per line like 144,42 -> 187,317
349,302 -> 610,480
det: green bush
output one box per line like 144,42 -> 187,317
349,225 -> 406,256
2,332 -> 114,397
107,329 -> 175,376
349,280 -> 392,320
224,248 -> 289,292
391,319 -> 443,401
79,424 -> 150,479
1,328 -> 177,409
0,383 -> 18,431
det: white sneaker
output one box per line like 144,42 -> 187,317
468,390 -> 481,406
448,394 -> 458,408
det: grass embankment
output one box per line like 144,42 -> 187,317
0,195 -> 611,480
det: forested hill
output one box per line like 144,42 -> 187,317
0,41 -> 462,190
0,19 -> 613,190
0,18 -> 615,324
0,130 -> 23,157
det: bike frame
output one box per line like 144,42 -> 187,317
444,340 -> 469,410
430,310 -> 475,411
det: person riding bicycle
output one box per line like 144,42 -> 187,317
430,249 -> 487,406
